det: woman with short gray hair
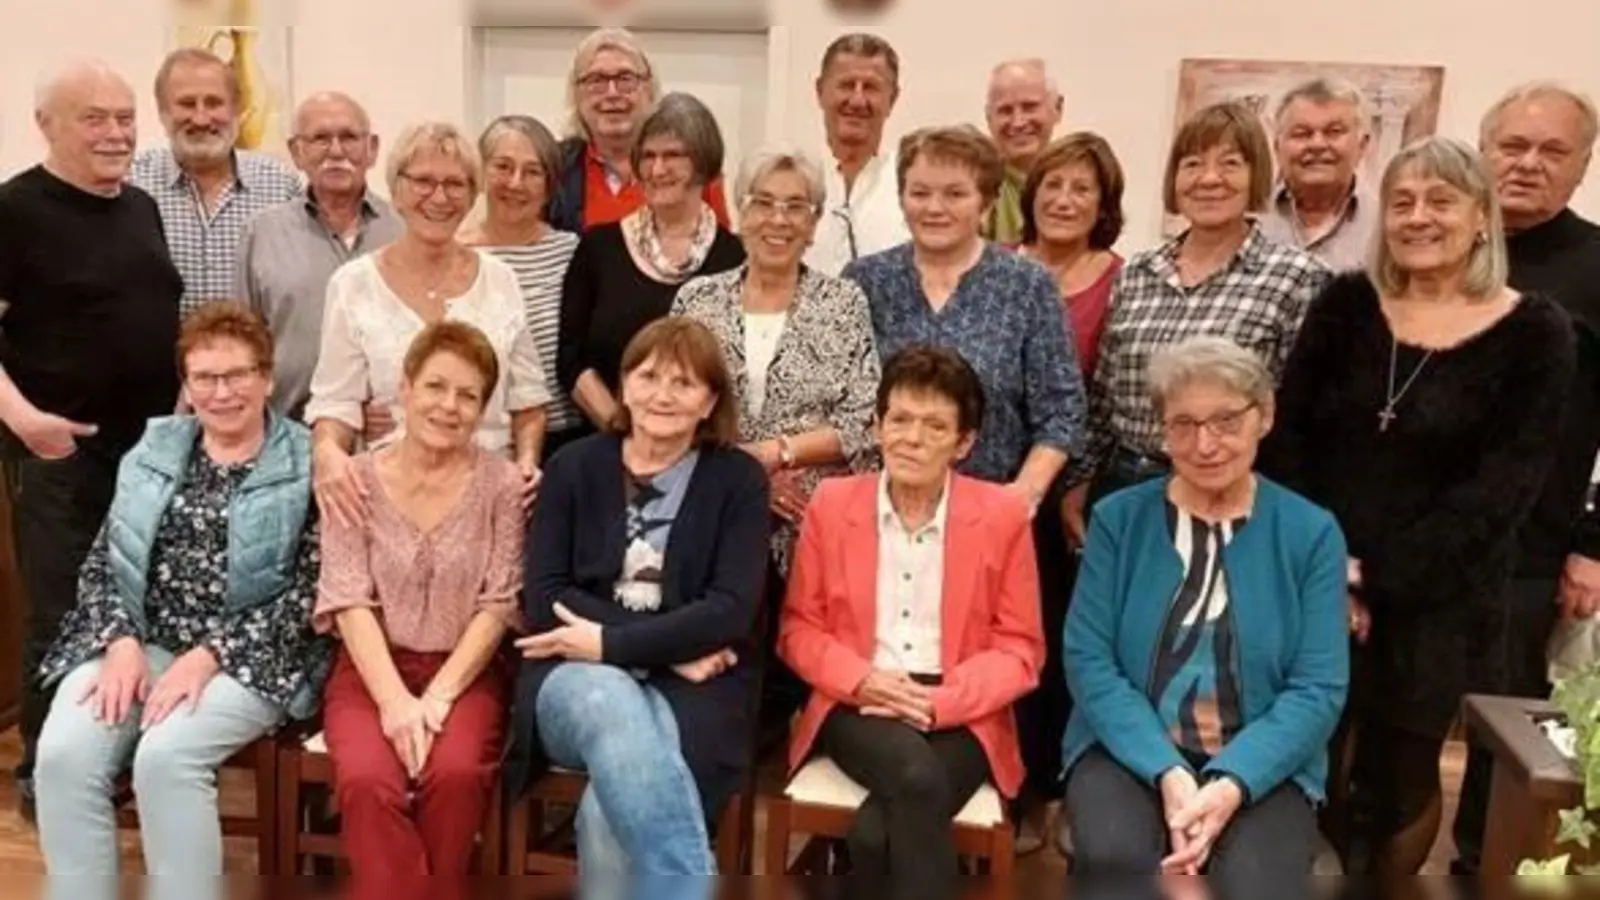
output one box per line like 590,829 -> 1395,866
558,92 -> 745,433
1260,135 -> 1576,878
461,115 -> 588,461
671,144 -> 881,729
1064,334 -> 1349,893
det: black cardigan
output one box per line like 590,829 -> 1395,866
555,223 -> 746,396
1260,272 -> 1576,735
505,433 -> 771,816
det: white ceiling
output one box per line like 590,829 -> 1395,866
467,0 -> 768,31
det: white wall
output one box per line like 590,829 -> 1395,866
2,0 -> 1597,246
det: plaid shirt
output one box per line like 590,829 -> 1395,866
1075,223 -> 1332,482
130,148 -> 302,316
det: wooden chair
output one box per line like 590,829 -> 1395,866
502,766 -> 748,876
110,734 -> 280,874
274,730 -> 505,875
764,757 -> 1014,887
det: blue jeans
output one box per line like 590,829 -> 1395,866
535,662 -> 714,899
34,645 -> 284,899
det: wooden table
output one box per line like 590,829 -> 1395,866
1461,693 -> 1596,886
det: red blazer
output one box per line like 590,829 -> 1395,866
777,473 -> 1046,797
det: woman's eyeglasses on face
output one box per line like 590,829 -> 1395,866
577,71 -> 645,96
742,194 -> 819,222
187,366 -> 261,395
1163,402 -> 1258,445
400,172 -> 473,200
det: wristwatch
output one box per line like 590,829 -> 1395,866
776,435 -> 796,469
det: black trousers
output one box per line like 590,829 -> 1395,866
1018,472 -> 1077,801
1065,747 -> 1317,900
1451,575 -> 1561,873
817,706 -> 991,900
1,437 -> 119,781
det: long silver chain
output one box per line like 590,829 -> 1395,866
1379,338 -> 1435,433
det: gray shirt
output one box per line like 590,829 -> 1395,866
234,190 -> 403,418
1256,180 -> 1380,274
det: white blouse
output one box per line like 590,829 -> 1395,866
742,310 -> 787,419
305,251 -> 552,455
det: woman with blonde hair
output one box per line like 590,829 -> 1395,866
1262,136 -> 1576,882
307,121 -> 551,528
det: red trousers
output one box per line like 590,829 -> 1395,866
323,647 -> 507,893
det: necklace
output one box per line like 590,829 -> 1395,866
1379,338 -> 1435,433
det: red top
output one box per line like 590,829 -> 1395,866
581,143 -> 731,230
1065,254 -> 1122,378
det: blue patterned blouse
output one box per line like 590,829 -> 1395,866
843,243 -> 1087,483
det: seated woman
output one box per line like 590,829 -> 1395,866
509,317 -> 769,892
34,303 -> 324,880
1062,336 -> 1348,896
778,345 -> 1045,900
313,322 -> 524,892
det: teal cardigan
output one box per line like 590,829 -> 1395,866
1060,476 -> 1349,803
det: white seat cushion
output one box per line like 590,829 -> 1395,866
783,757 -> 1005,828
303,731 -> 328,754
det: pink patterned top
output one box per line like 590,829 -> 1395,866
314,446 -> 524,652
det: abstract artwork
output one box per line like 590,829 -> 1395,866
170,0 -> 294,155
1167,57 -> 1445,234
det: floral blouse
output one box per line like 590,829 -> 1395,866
672,265 -> 881,571
39,451 -> 321,711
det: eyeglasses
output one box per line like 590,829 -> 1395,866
295,130 -> 367,152
187,366 -> 260,395
400,172 -> 473,199
1163,402 -> 1258,445
743,194 -> 819,222
830,205 -> 860,261
576,71 -> 646,96
486,158 -> 547,183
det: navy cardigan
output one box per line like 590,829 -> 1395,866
505,433 -> 771,817
1061,476 -> 1350,804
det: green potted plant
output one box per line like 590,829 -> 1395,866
1517,660 -> 1600,885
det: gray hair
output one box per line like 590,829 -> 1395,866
478,115 -> 562,209
630,92 -> 725,189
154,47 -> 239,109
734,145 -> 826,211
1371,136 -> 1508,299
385,121 -> 483,199
987,58 -> 1060,103
1273,75 -> 1371,136
1479,80 -> 1599,158
34,58 -> 129,115
566,27 -> 660,139
292,91 -> 371,137
819,32 -> 902,95
1147,336 -> 1276,417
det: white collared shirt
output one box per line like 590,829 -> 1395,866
872,473 -> 950,675
804,151 -> 911,276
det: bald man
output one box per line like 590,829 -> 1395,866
982,59 -> 1063,244
0,60 -> 183,821
235,91 -> 401,419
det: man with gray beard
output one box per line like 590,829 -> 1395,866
235,92 -> 400,419
131,47 -> 300,316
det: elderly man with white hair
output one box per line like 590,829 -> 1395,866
982,58 -> 1064,245
1452,79 -> 1600,877
0,59 -> 183,824
130,47 -> 301,315
547,26 -> 730,232
1257,76 -> 1378,271
235,91 -> 402,420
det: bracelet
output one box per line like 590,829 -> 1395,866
775,435 -> 796,469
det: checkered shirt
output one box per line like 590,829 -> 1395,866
130,147 -> 303,316
1074,223 -> 1332,482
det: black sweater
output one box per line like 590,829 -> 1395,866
0,167 -> 182,453
1261,273 -> 1575,732
555,222 -> 745,395
505,434 -> 770,815
1507,210 -> 1600,577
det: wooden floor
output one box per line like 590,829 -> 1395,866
0,725 -> 1468,883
